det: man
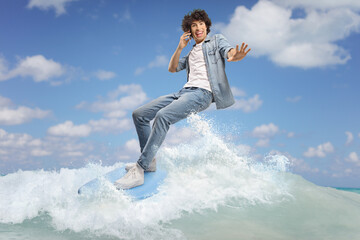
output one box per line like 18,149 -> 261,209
115,9 -> 250,189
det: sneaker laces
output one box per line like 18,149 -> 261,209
127,165 -> 140,179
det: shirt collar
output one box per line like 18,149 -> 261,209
192,35 -> 211,47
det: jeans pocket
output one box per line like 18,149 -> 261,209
200,88 -> 213,104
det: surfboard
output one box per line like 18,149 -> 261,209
78,166 -> 167,200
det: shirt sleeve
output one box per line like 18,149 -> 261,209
217,34 -> 233,59
176,56 -> 187,72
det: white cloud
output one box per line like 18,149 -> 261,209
31,149 -> 52,157
230,94 -> 263,112
0,55 -> 65,82
108,84 -> 145,100
295,158 -> 320,173
0,57 -> 7,76
251,123 -> 279,148
62,151 -> 83,157
104,110 -> 127,118
230,87 -> 263,113
0,107 -> 50,125
287,132 -> 295,138
206,88 -> 262,113
77,84 -> 148,118
231,87 -> 247,97
0,128 -> 99,172
148,55 -> 168,68
27,0 -> 79,16
345,152 -> 360,166
272,43 -> 350,68
95,70 -> 116,81
47,121 -> 91,137
303,142 -> 334,158
252,123 -> 279,139
272,0 -> 360,10
52,139 -> 91,159
0,129 -> 36,148
345,131 -> 354,145
134,67 -> 146,75
216,0 -> 360,68
0,95 -> 51,125
88,118 -> 132,133
125,139 -> 140,153
113,8 -> 132,22
0,55 -> 108,84
0,128 -> 52,161
47,113 -> 133,139
286,96 -> 302,103
48,84 -> 145,139
135,55 -> 168,75
256,138 -> 270,147
0,95 -> 12,107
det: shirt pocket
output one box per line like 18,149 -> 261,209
208,47 -> 219,64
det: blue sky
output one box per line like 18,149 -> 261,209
0,0 -> 359,187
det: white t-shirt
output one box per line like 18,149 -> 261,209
183,42 -> 212,92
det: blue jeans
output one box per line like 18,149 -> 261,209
132,87 -> 213,170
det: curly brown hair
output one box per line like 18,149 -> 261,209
181,9 -> 212,37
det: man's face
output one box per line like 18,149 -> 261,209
190,20 -> 207,44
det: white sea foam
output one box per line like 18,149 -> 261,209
1,115 -> 359,240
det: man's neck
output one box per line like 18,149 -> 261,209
195,39 -> 205,45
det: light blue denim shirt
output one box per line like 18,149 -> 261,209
176,34 -> 235,109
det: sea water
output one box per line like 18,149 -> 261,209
1,115 -> 360,240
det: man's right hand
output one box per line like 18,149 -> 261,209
169,31 -> 191,72
178,31 -> 192,50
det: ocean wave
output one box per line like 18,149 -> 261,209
1,115 -> 359,240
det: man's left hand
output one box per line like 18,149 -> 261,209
227,43 -> 251,62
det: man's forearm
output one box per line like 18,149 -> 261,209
168,47 -> 183,73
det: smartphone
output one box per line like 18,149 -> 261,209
186,30 -> 192,41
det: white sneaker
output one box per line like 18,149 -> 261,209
114,163 -> 144,189
125,158 -> 157,172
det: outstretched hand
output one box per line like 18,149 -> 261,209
227,43 -> 251,62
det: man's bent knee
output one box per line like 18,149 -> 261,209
132,108 -> 142,121
154,110 -> 170,124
